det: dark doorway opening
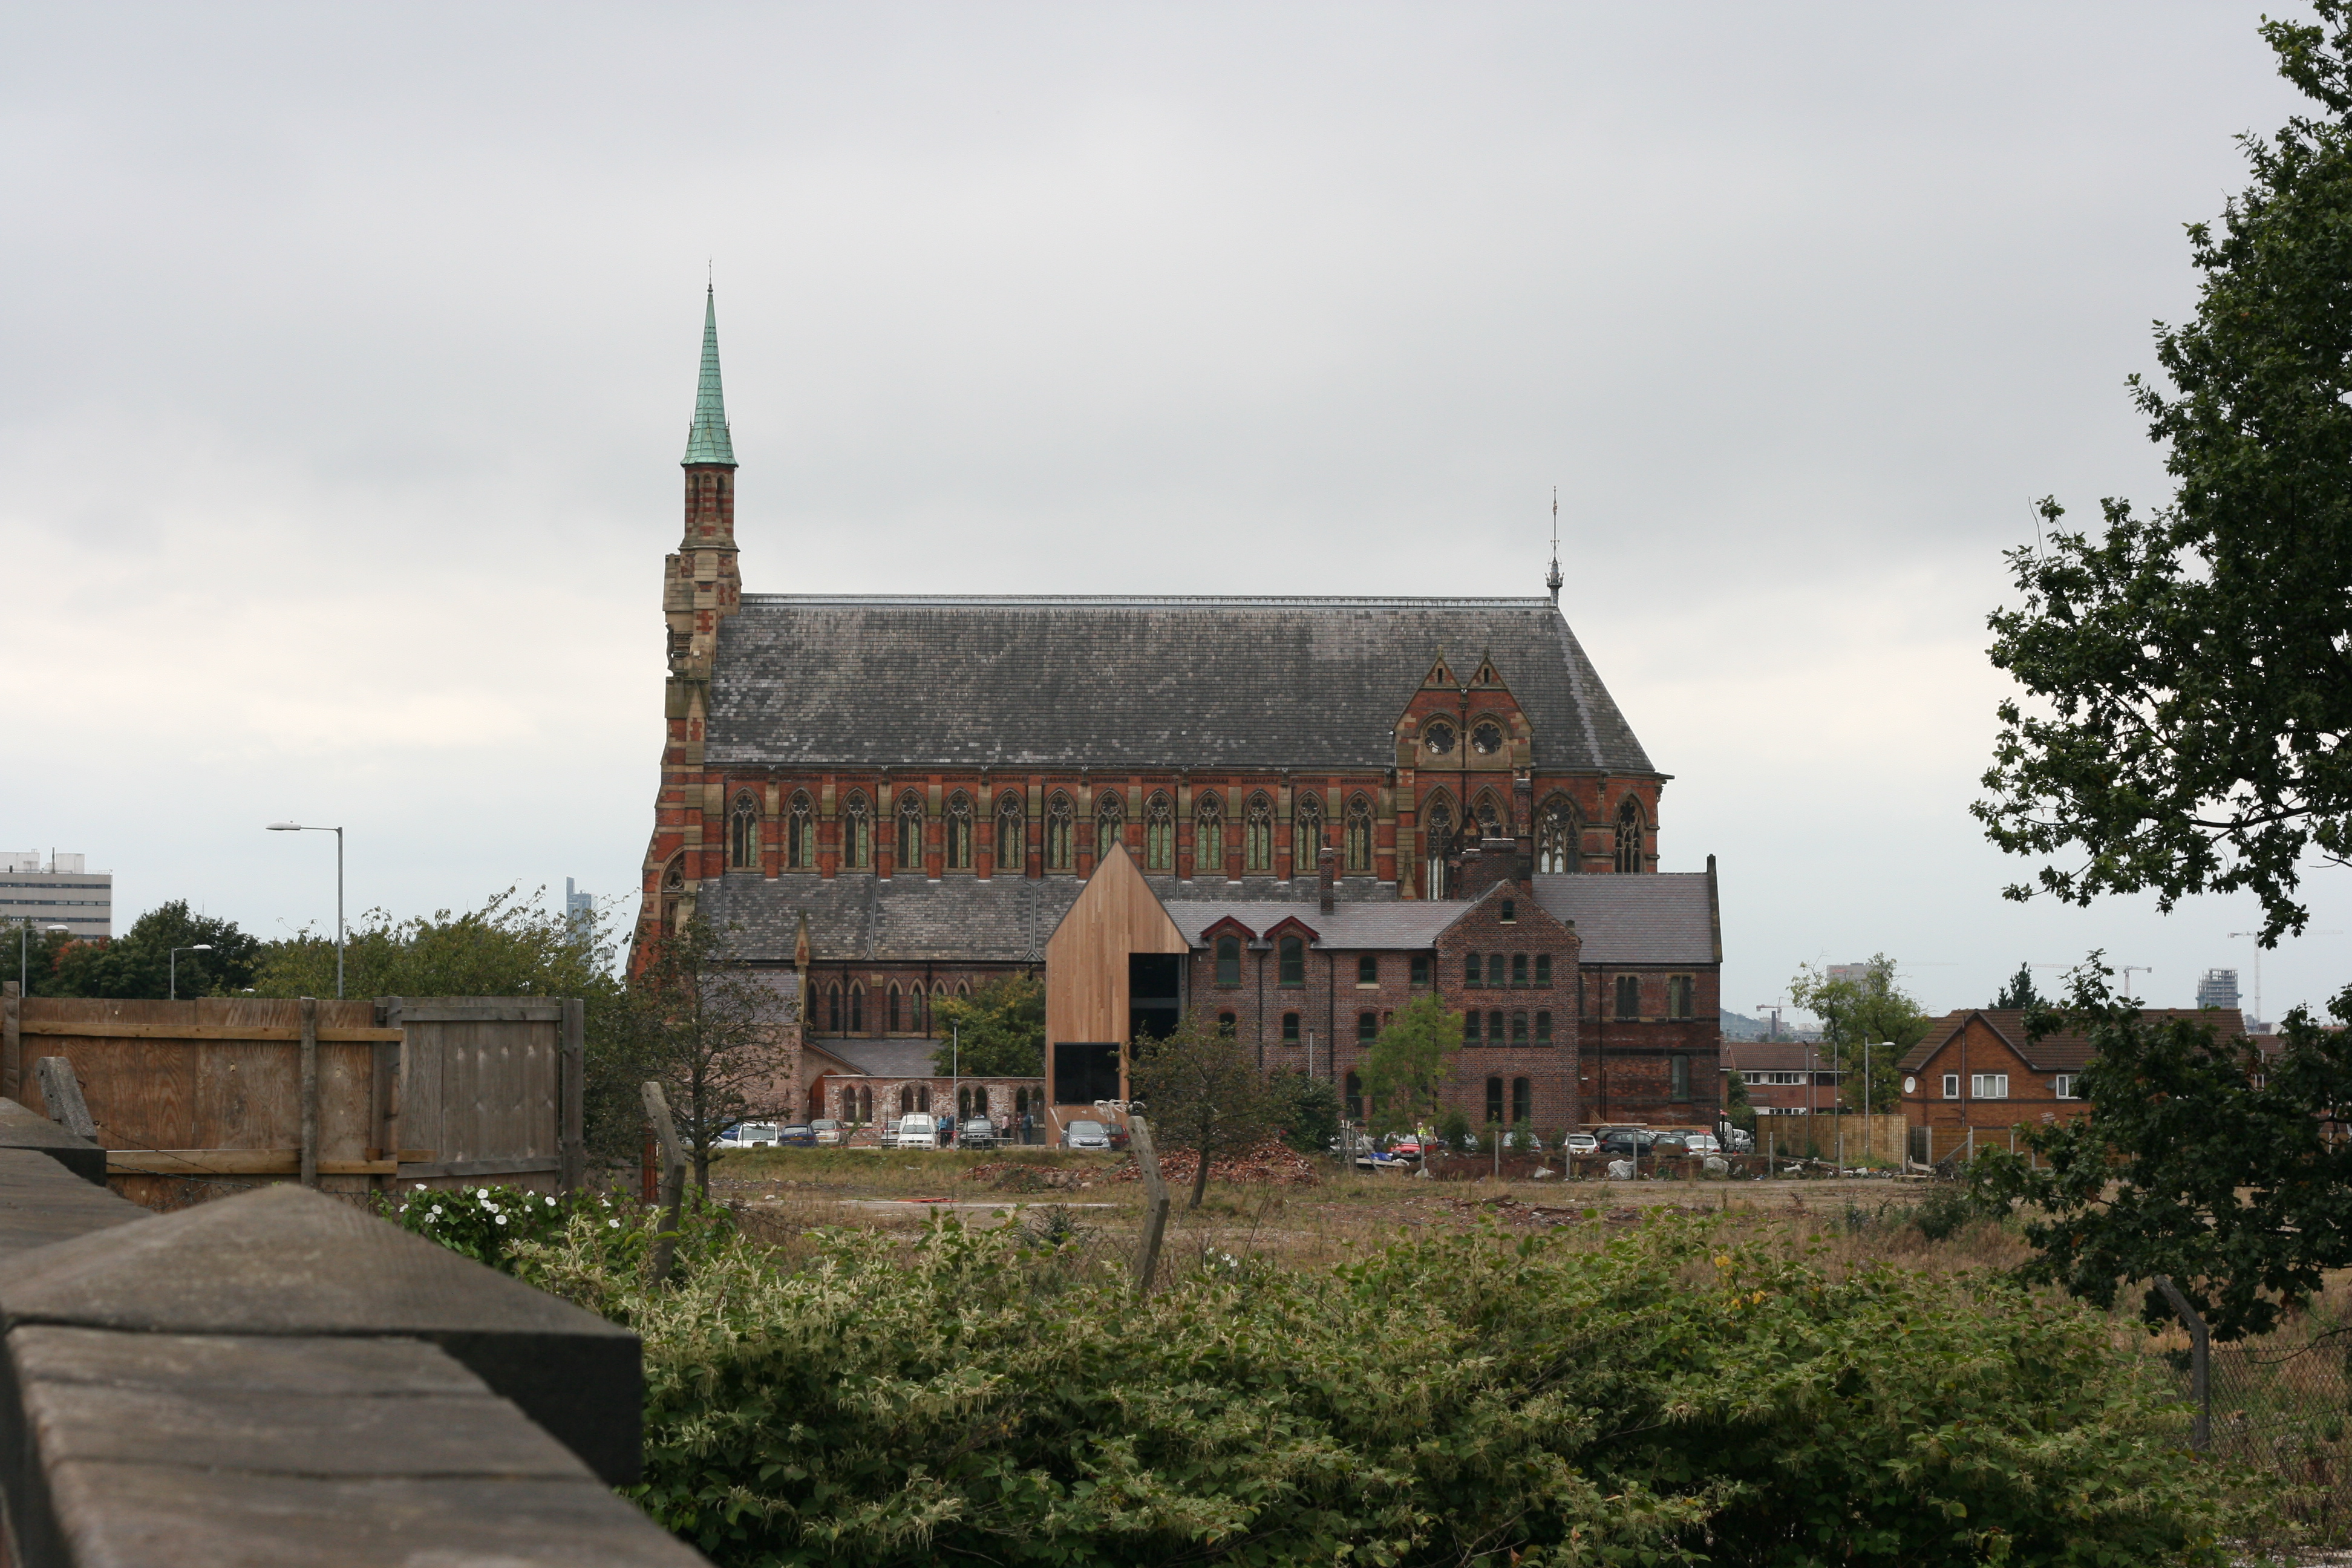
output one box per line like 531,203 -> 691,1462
1129,953 -> 1182,1042
1054,1042 -> 1122,1106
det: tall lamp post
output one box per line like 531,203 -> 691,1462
18,924 -> 69,995
168,944 -> 213,1002
266,822 -> 344,999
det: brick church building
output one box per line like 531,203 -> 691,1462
636,291 -> 1722,1133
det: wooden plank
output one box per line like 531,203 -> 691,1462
3,982 -> 21,1100
396,1155 -> 563,1180
299,998 -> 319,1188
103,1149 -> 434,1176
388,1004 -> 565,1023
560,999 -> 584,1192
18,1024 -> 403,1042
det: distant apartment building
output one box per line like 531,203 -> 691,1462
565,878 -> 594,950
0,852 -> 113,939
2197,967 -> 2241,1011
1826,961 -> 1877,986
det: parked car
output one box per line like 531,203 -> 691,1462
960,1117 -> 996,1149
1682,1132 -> 1722,1157
811,1118 -> 846,1146
892,1112 -> 940,1149
1720,1126 -> 1755,1153
717,1121 -> 780,1148
1061,1119 -> 1113,1151
773,1123 -> 817,1148
1595,1128 -> 1660,1158
1388,1135 -> 1424,1160
1563,1132 -> 1599,1155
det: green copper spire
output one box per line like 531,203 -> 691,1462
681,285 -> 736,467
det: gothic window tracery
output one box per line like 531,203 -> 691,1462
1095,792 -> 1123,861
1423,719 -> 1455,756
1144,792 -> 1175,871
787,791 -> 815,870
843,792 -> 872,870
1194,792 -> 1223,877
1473,791 -> 1503,840
1471,719 -> 1505,756
1243,792 -> 1273,872
849,984 -> 864,1032
728,791 -> 760,870
1293,794 -> 1324,874
1537,796 -> 1576,874
1615,797 -> 1645,873
944,791 -> 974,871
1344,794 -> 1374,874
1045,792 -> 1075,871
995,793 -> 1024,869
896,791 -> 925,872
1423,794 -> 1454,898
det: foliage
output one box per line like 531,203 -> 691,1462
1721,1053 -> 1757,1132
1975,961 -> 2352,1342
627,916 -> 799,1195
30,901 -> 261,999
381,1181 -> 585,1271
1975,4 -> 2352,944
1267,1068 -> 1341,1155
391,1180 -> 737,1295
5,920 -> 76,994
255,887 -> 645,1165
1994,962 -> 2048,1011
929,974 -> 1044,1077
1357,994 -> 1461,1135
530,1210 -> 2248,1567
1788,954 -> 1924,1112
1128,1018 -> 1283,1209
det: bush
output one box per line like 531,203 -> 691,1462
507,1210 -> 2249,1566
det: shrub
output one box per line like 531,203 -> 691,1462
508,1210 -> 2249,1567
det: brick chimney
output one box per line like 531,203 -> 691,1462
1318,845 -> 1338,914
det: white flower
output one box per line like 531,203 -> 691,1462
608,1218 -> 621,1229
599,1197 -> 611,1207
413,1182 -> 426,1191
495,1214 -> 508,1225
428,1207 -> 443,1219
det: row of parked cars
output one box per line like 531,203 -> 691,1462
1339,1125 -> 1753,1166
716,1116 -> 1128,1151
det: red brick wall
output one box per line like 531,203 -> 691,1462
1900,1017 -> 2088,1134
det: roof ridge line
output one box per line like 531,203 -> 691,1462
737,593 -> 1563,609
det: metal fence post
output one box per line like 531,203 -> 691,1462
2154,1275 -> 2212,1452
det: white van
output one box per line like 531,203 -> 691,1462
892,1113 -> 939,1149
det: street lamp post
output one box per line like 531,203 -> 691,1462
168,944 -> 214,1002
266,823 -> 344,999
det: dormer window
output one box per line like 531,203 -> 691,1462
1499,899 -> 1515,923
1472,720 -> 1504,756
1423,720 -> 1455,755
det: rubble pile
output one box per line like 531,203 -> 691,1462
1109,1138 -> 1322,1188
960,1163 -> 1094,1192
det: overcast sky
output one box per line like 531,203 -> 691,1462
4,2 -> 2345,1024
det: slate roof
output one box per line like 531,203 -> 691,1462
1720,1040 -> 1838,1073
1164,901 -> 1469,951
705,596 -> 1654,773
1898,1009 -> 2248,1075
1530,873 -> 1718,965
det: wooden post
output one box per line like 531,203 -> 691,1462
1128,1113 -> 1171,1298
559,998 -> 585,1193
640,1082 -> 687,1285
2154,1275 -> 2212,1452
299,997 -> 319,1189
33,1057 -> 96,1138
2,981 -> 18,1102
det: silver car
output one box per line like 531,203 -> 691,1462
1060,1119 -> 1112,1151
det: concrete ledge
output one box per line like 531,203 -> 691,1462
0,1151 -> 143,1264
4,1328 -> 701,1568
0,1102 -> 106,1187
0,1184 -> 644,1486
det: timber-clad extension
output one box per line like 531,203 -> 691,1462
638,290 -> 1725,1132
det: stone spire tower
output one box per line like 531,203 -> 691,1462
650,288 -> 746,927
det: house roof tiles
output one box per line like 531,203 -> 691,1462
1898,1008 -> 2249,1075
1530,873 -> 1718,964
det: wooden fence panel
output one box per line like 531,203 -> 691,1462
14,996 -> 563,1209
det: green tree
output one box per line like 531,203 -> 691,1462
254,887 -> 647,1165
1356,995 -> 1462,1136
1992,962 -> 2045,1011
1787,955 -> 1924,1113
626,916 -> 799,1196
929,974 -> 1044,1077
1720,1056 -> 1756,1133
1128,1018 -> 1282,1210
1975,3 -> 2352,945
4,921 -> 76,995
1267,1069 -> 1341,1155
39,901 -> 261,999
1975,961 -> 2352,1342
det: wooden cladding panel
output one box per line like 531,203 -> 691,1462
1042,839 -> 1187,1057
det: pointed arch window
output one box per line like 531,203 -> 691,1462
1423,794 -> 1454,898
1194,792 -> 1224,878
826,983 -> 841,1033
1537,797 -> 1576,874
1144,792 -> 1175,872
896,792 -> 926,873
1473,792 -> 1503,840
995,792 -> 1024,871
848,984 -> 864,1032
786,791 -> 815,869
1243,792 -> 1273,872
728,791 -> 760,870
842,792 -> 872,870
1293,793 -> 1324,875
944,791 -> 974,871
887,984 -> 902,1034
1344,794 -> 1374,875
1615,797 -> 1644,874
1095,792 -> 1124,861
1044,792 -> 1075,871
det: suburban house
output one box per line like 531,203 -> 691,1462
1897,1007 -> 2247,1158
1720,1039 -> 1843,1117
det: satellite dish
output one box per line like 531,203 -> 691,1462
1902,1076 -> 1916,1095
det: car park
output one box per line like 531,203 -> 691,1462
811,1118 -> 846,1146
1595,1128 -> 1661,1158
1720,1126 -> 1755,1152
1060,1119 -> 1113,1151
775,1123 -> 817,1148
892,1113 -> 941,1149
1682,1132 -> 1722,1156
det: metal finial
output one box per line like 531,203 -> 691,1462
1545,486 -> 1564,603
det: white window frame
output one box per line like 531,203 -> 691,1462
1942,1073 -> 1959,1100
2052,1074 -> 2077,1100
1971,1073 -> 2010,1100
